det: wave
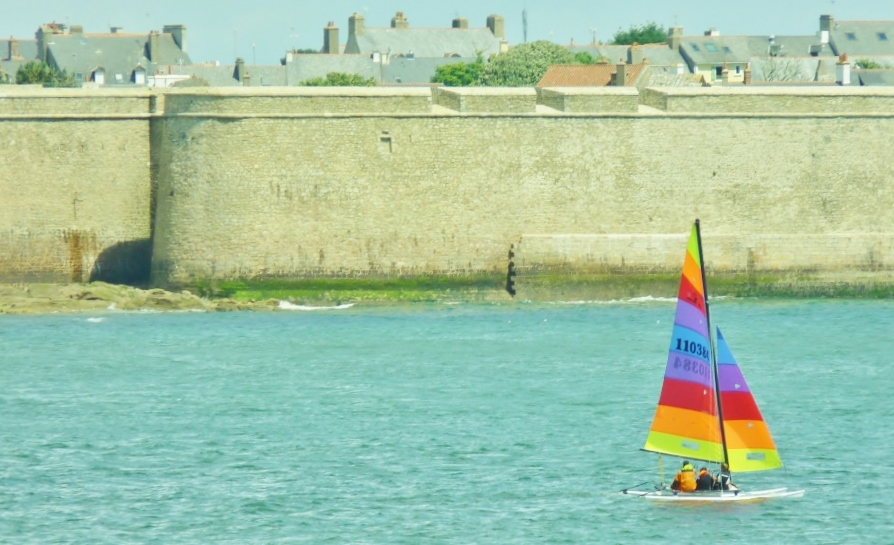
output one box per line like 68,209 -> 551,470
277,301 -> 355,311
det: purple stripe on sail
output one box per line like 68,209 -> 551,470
665,352 -> 714,388
718,364 -> 750,393
673,299 -> 709,337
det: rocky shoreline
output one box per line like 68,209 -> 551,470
0,282 -> 283,315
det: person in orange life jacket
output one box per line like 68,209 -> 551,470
695,467 -> 714,491
670,461 -> 697,492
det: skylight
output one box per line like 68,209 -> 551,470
723,46 -> 732,53
705,43 -> 718,52
846,32 -> 857,41
878,32 -> 888,41
690,44 -> 700,52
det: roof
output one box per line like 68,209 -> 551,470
536,63 -> 646,87
629,43 -> 688,66
746,35 -> 836,58
287,53 -> 476,85
345,27 -> 501,58
46,31 -> 190,84
679,35 -> 751,65
829,20 -> 894,57
854,68 -> 894,86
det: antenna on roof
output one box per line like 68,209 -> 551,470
523,8 -> 528,43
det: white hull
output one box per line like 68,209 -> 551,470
622,487 -> 804,502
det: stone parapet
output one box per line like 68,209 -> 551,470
0,87 -> 152,116
436,87 -> 537,113
641,86 -> 894,114
161,87 -> 433,115
538,87 -> 639,113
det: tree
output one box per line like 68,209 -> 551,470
300,72 -> 377,86
15,60 -> 77,87
480,40 -> 575,86
610,22 -> 668,45
854,58 -> 889,69
0,68 -> 10,84
757,57 -> 810,82
431,53 -> 485,86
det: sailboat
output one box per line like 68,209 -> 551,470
623,220 -> 803,502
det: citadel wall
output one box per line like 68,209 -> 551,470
2,86 -> 893,292
0,88 -> 153,283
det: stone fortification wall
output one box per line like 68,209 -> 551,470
0,88 -> 153,283
2,86 -> 894,290
151,86 -> 894,288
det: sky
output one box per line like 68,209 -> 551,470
4,0 -> 894,65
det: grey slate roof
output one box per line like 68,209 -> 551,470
345,27 -> 501,58
855,69 -> 894,86
830,20 -> 894,57
1,38 -> 39,79
746,35 -> 836,58
46,32 -> 190,84
679,35 -> 751,65
286,53 -> 474,85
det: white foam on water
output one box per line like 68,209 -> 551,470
277,301 -> 354,311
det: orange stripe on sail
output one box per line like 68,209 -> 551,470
682,252 -> 703,296
649,405 -> 722,444
722,419 -> 778,450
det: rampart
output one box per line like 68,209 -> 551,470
2,85 -> 894,295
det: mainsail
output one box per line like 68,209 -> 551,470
643,224 -> 725,463
716,329 -> 783,472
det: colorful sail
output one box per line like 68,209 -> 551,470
643,223 -> 725,463
716,328 -> 783,472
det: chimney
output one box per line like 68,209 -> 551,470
8,37 -> 23,61
452,17 -> 468,29
349,13 -> 365,37
613,61 -> 628,86
234,57 -> 244,82
323,21 -> 339,54
148,30 -> 160,62
391,11 -> 408,29
163,25 -> 187,53
743,63 -> 752,84
705,28 -> 719,37
487,14 -> 505,39
721,62 -> 730,85
668,26 -> 682,52
836,53 -> 850,85
820,14 -> 834,33
70,25 -> 83,34
110,26 -> 123,34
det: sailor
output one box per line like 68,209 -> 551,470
670,461 -> 697,492
714,462 -> 737,491
695,467 -> 714,491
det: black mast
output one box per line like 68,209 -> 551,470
695,219 -> 729,466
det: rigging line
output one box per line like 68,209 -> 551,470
695,218 -> 729,465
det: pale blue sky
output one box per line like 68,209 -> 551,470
5,0 -> 893,64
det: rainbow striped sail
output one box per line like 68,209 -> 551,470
643,223 -> 725,463
643,220 -> 784,475
716,329 -> 783,472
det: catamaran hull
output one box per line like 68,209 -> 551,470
623,487 -> 804,502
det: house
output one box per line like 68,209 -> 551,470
821,14 -> 894,77
1,37 -> 39,81
670,27 -> 752,84
36,22 -> 191,85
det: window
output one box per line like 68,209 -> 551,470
690,44 -> 700,52
879,32 -> 889,41
723,46 -> 732,53
846,32 -> 857,41
715,66 -> 722,76
705,43 -> 718,52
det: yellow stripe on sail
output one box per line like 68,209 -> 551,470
644,431 -> 725,463
726,448 -> 783,472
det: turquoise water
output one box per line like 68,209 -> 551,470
1,299 -> 892,544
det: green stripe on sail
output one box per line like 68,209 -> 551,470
644,431 -> 725,464
726,448 -> 783,473
686,224 -> 701,266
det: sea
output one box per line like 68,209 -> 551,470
1,298 -> 892,544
